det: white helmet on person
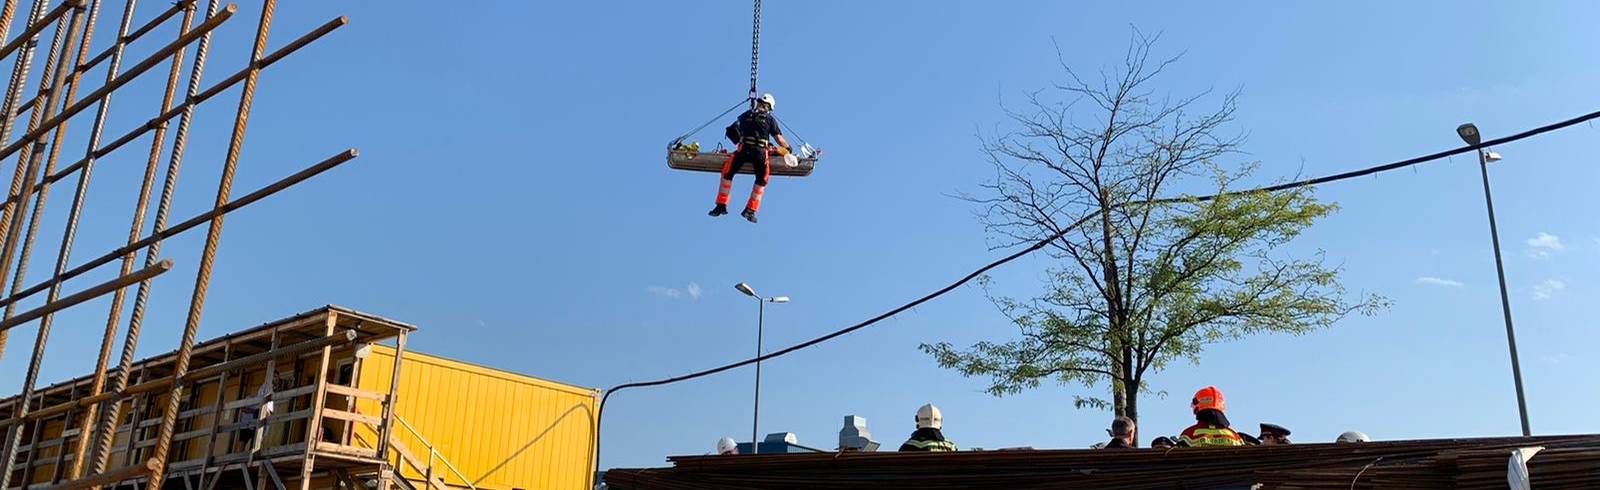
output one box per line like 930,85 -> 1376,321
716,437 -> 738,455
915,403 -> 943,430
758,93 -> 776,109
1336,431 -> 1370,443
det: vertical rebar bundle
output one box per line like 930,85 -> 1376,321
0,0 -> 357,487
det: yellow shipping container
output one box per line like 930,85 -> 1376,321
0,307 -> 597,490
354,346 -> 599,490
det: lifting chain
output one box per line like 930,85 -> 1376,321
748,0 -> 761,106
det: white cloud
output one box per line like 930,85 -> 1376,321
1540,353 -> 1572,365
1525,232 -> 1565,259
648,282 -> 703,300
1531,279 -> 1566,301
647,286 -> 683,299
1415,276 -> 1464,288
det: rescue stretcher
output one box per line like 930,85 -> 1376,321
667,148 -> 817,177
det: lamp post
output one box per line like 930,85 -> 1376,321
1456,123 -> 1531,437
735,282 -> 789,453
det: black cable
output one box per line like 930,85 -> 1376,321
669,98 -> 749,149
597,107 -> 1600,474
1153,108 -> 1600,204
772,114 -> 810,150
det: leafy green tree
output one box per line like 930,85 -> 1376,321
922,32 -> 1387,428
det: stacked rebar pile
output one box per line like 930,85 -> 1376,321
604,435 -> 1600,490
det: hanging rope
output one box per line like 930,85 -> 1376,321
773,115 -> 809,148
669,98 -> 748,148
748,0 -> 761,106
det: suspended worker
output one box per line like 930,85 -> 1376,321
709,93 -> 790,223
899,403 -> 958,452
1179,386 -> 1245,447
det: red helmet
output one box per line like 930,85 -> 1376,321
1191,386 -> 1226,413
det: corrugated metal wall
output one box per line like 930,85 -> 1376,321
356,346 -> 598,490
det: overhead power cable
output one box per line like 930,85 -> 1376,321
595,107 -> 1600,470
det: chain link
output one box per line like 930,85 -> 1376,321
748,0 -> 760,106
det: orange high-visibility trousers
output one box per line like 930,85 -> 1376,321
714,144 -> 772,212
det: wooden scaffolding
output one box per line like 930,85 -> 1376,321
0,307 -> 419,486
0,307 -> 419,490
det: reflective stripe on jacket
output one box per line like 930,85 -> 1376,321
1180,423 -> 1245,447
899,438 -> 958,452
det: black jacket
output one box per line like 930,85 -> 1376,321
898,428 -> 958,452
725,109 -> 781,146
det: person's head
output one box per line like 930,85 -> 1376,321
1190,386 -> 1227,415
1108,416 -> 1136,444
1336,431 -> 1369,444
915,403 -> 942,430
756,93 -> 776,113
1259,423 -> 1292,445
716,437 -> 738,455
1150,436 -> 1175,449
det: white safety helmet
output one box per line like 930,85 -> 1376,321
717,437 -> 738,455
758,93 -> 776,109
915,403 -> 942,430
1336,431 -> 1370,443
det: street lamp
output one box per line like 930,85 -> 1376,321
1457,122 -> 1531,437
734,282 -> 789,453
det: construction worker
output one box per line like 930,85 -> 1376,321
1103,416 -> 1137,448
898,403 -> 958,452
1259,423 -> 1292,445
717,437 -> 739,455
710,93 -> 790,223
1179,386 -> 1245,447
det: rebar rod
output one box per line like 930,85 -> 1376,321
87,0 -> 208,471
0,0 -> 110,481
0,147 -> 356,320
0,0 -> 80,61
0,14 -> 346,214
61,0 -> 162,479
144,2 -> 275,481
0,3 -> 235,165
0,4 -> 86,485
78,0 -> 189,71
13,0 -> 192,117
0,0 -> 63,363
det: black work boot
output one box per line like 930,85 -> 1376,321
741,208 -> 758,223
708,204 -> 728,217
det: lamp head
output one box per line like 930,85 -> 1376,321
1456,123 -> 1482,146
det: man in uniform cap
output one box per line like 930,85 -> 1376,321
1259,423 -> 1292,445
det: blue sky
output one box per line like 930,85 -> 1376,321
0,0 -> 1597,472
